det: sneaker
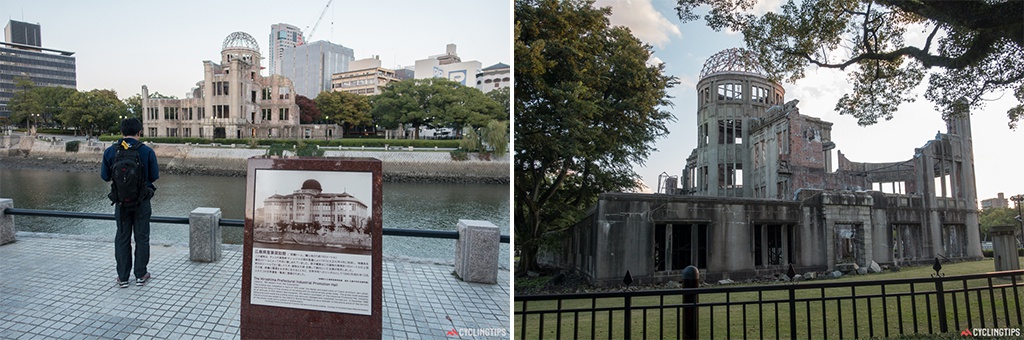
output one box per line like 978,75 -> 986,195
136,273 -> 151,286
117,279 -> 129,288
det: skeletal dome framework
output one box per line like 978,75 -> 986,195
699,48 -> 765,79
222,31 -> 260,52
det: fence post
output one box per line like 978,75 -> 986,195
933,257 -> 948,333
624,294 -> 632,340
789,264 -> 797,339
935,279 -> 948,333
0,198 -> 15,245
682,265 -> 699,340
189,207 -> 222,262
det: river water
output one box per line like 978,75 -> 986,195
0,169 -> 510,264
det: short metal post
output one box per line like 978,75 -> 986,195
682,265 -> 699,340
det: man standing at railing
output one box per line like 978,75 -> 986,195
101,118 -> 160,288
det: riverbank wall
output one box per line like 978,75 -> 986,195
0,135 -> 509,184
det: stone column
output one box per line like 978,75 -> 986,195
190,207 -> 222,262
454,219 -> 499,284
991,225 -> 1020,272
0,198 -> 14,245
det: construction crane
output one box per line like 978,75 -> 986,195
305,0 -> 333,41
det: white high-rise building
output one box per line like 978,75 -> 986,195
281,40 -> 354,98
414,44 -> 482,87
268,23 -> 304,76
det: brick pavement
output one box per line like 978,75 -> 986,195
0,233 -> 509,339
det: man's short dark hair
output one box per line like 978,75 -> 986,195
120,118 -> 143,137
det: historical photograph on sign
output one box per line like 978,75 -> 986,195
250,169 -> 374,315
252,170 -> 373,254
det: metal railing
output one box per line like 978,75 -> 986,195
514,265 -> 1024,339
3,207 -> 509,243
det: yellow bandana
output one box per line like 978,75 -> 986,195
121,140 -> 130,150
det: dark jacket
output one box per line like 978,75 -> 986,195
101,137 -> 159,190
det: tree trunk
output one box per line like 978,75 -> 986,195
517,243 -> 539,275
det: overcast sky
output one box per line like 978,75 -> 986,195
593,0 -> 1024,208
0,0 -> 511,100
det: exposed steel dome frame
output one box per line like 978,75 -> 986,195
699,48 -> 766,79
222,31 -> 260,52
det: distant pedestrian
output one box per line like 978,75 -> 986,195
101,118 -> 159,288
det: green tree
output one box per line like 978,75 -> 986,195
35,86 -> 77,127
487,87 -> 510,116
8,77 -> 42,128
515,0 -> 676,273
8,80 -> 75,128
315,91 -> 371,130
435,85 -> 505,133
372,78 -> 447,139
59,89 -> 128,136
459,124 -> 482,152
676,0 -> 1024,128
482,119 -> 509,156
372,78 -> 503,139
124,94 -> 143,120
979,207 -> 1020,241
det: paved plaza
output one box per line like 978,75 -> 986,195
0,232 -> 510,339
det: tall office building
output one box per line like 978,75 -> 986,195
5,20 -> 41,47
281,40 -> 353,98
268,23 -> 304,76
0,20 -> 76,118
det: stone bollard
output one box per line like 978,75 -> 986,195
189,207 -> 222,262
454,219 -> 499,284
0,198 -> 14,245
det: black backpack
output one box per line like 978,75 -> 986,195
108,139 -> 148,209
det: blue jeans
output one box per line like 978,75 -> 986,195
114,200 -> 151,282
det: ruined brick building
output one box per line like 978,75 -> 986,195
554,49 -> 982,285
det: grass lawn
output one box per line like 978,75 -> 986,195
515,258 -> 1024,339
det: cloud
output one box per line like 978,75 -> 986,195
721,0 -> 784,35
647,55 -> 664,67
744,0 -> 783,15
595,0 -> 682,48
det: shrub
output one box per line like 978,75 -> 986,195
295,141 -> 324,157
266,144 -> 288,157
982,248 -> 1024,257
38,128 -> 77,135
449,150 -> 468,161
65,140 -> 80,152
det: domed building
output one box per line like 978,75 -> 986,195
551,49 -> 982,286
142,32 -> 340,140
260,179 -> 369,230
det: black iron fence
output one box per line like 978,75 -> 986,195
2,207 -> 510,243
515,265 -> 1024,339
